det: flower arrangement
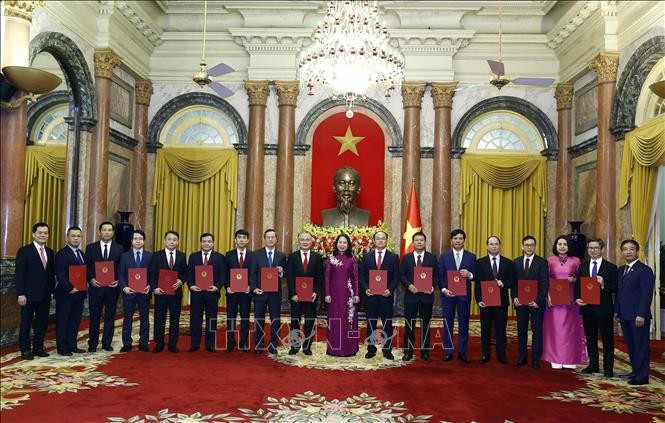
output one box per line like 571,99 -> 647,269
301,221 -> 393,260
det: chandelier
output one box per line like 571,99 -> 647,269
298,0 -> 404,117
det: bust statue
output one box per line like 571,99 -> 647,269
321,166 -> 370,227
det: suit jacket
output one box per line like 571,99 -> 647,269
359,249 -> 400,303
575,258 -> 618,316
54,246 -> 87,299
118,249 -> 153,292
474,255 -> 516,307
438,249 -> 476,301
149,249 -> 187,297
224,248 -> 254,293
615,260 -> 655,320
511,254 -> 549,308
84,240 -> 124,288
250,247 -> 287,300
15,243 -> 55,301
187,250 -> 226,298
286,250 -> 324,299
400,251 -> 439,304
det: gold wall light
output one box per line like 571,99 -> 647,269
1,66 -> 61,109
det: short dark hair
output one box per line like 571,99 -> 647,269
200,232 -> 214,241
450,229 -> 466,239
333,233 -> 353,257
66,226 -> 82,234
620,239 -> 640,251
412,231 -> 426,242
587,238 -> 605,249
164,230 -> 179,239
234,229 -> 249,238
487,235 -> 501,244
263,229 -> 276,238
99,221 -> 114,232
522,235 -> 536,244
32,222 -> 49,233
552,235 -> 569,256
133,229 -> 146,240
373,231 -> 388,240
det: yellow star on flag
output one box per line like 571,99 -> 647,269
402,220 -> 422,252
333,126 -> 365,156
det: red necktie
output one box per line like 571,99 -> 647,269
239,251 -> 244,268
524,257 -> 530,274
416,255 -> 422,267
303,252 -> 308,272
377,251 -> 383,269
169,251 -> 174,269
203,252 -> 209,265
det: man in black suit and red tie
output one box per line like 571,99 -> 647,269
84,221 -> 124,352
149,230 -> 187,353
286,231 -> 324,355
54,226 -> 88,356
224,229 -> 253,352
187,232 -> 226,352
474,235 -> 515,364
15,222 -> 56,360
400,231 -> 439,362
359,231 -> 399,360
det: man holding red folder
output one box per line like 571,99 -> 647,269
511,235 -> 548,368
224,229 -> 253,352
54,226 -> 88,356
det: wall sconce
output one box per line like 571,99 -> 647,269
0,66 -> 61,109
649,80 -> 665,99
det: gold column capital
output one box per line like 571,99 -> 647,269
3,1 -> 44,22
401,82 -> 427,108
554,83 -> 574,110
135,80 -> 153,106
275,81 -> 300,106
431,82 -> 458,108
588,52 -> 619,83
94,49 -> 122,79
244,80 -> 270,106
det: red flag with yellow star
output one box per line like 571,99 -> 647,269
401,181 -> 422,256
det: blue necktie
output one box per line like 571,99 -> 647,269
591,261 -> 597,277
136,251 -> 141,266
268,251 -> 273,267
76,249 -> 84,264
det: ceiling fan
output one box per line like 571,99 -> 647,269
192,0 -> 234,97
486,3 -> 554,90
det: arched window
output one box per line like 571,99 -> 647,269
462,110 -> 545,154
29,103 -> 69,144
159,105 -> 238,148
635,56 -> 665,126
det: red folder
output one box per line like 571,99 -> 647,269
518,279 -> 538,304
195,265 -> 214,289
230,268 -> 248,293
128,268 -> 147,292
261,267 -> 279,292
580,277 -> 600,305
481,280 -> 501,306
369,270 -> 387,295
296,276 -> 314,302
95,261 -> 115,286
68,264 -> 87,291
549,278 -> 571,305
158,269 -> 178,295
413,267 -> 433,293
447,270 -> 466,296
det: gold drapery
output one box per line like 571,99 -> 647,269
23,145 -> 66,251
460,154 -> 548,314
152,148 -> 238,306
619,115 -> 665,259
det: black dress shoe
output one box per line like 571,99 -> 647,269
21,351 -> 34,360
268,346 -> 277,354
619,372 -> 635,379
603,371 -> 613,378
480,355 -> 490,363
153,345 -> 164,353
168,346 -> 179,353
188,347 -> 199,352
498,357 -> 508,365
87,347 -> 97,353
120,345 -> 132,353
255,349 -> 264,354
58,351 -> 72,356
628,378 -> 649,385
226,346 -> 235,353
139,345 -> 149,352
402,353 -> 413,361
288,347 -> 299,355
421,354 -> 432,362
71,348 -> 86,353
33,350 -> 49,357
383,351 -> 394,360
102,345 -> 113,352
443,353 -> 453,361
206,347 -> 215,353
303,349 -> 312,356
515,358 -> 527,366
532,361 -> 540,369
365,351 -> 376,359
458,353 -> 470,363
581,366 -> 599,374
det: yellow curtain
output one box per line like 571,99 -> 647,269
619,114 -> 665,259
460,154 -> 548,315
152,148 -> 238,306
23,145 -> 66,252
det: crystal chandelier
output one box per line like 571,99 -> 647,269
298,0 -> 404,117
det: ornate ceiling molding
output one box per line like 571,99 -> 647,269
391,30 -> 474,55
115,1 -> 163,47
229,28 -> 311,53
547,1 -> 600,49
3,0 -> 44,22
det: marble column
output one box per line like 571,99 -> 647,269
430,82 -> 457,257
243,80 -> 270,250
86,49 -> 122,243
400,82 -> 426,229
588,52 -> 619,261
554,84 -> 574,235
130,80 -> 153,229
274,81 -> 299,253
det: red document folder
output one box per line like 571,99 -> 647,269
69,264 -> 87,291
481,280 -> 501,306
296,276 -> 314,302
261,267 -> 279,292
447,271 -> 466,296
230,268 -> 248,293
518,279 -> 538,304
128,268 -> 147,292
549,278 -> 571,305
580,277 -> 600,305
369,270 -> 387,295
158,269 -> 178,295
195,265 -> 214,289
95,261 -> 115,286
413,267 -> 433,293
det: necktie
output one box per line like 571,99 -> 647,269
76,249 -> 84,264
40,247 -> 47,269
136,251 -> 141,266
169,251 -> 174,269
455,252 -> 461,270
524,257 -> 530,274
239,251 -> 244,267
303,252 -> 308,272
103,244 -> 108,260
416,255 -> 422,267
623,265 -> 630,278
492,257 -> 498,279
591,261 -> 598,277
268,251 -> 273,267
377,251 -> 383,269
203,252 -> 209,265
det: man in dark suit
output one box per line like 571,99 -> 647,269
187,232 -> 226,352
16,222 -> 56,360
511,235 -> 548,369
149,230 -> 187,353
615,239 -> 655,385
84,221 -> 124,352
54,226 -> 87,356
359,231 -> 399,360
224,229 -> 253,352
438,228 -> 476,363
400,231 -> 439,362
575,238 -> 618,377
474,235 -> 515,364
118,229 -> 152,352
286,231 -> 324,355
251,229 -> 287,355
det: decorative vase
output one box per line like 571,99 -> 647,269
115,211 -> 134,252
566,220 -> 586,261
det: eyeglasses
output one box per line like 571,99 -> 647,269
587,246 -> 601,250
